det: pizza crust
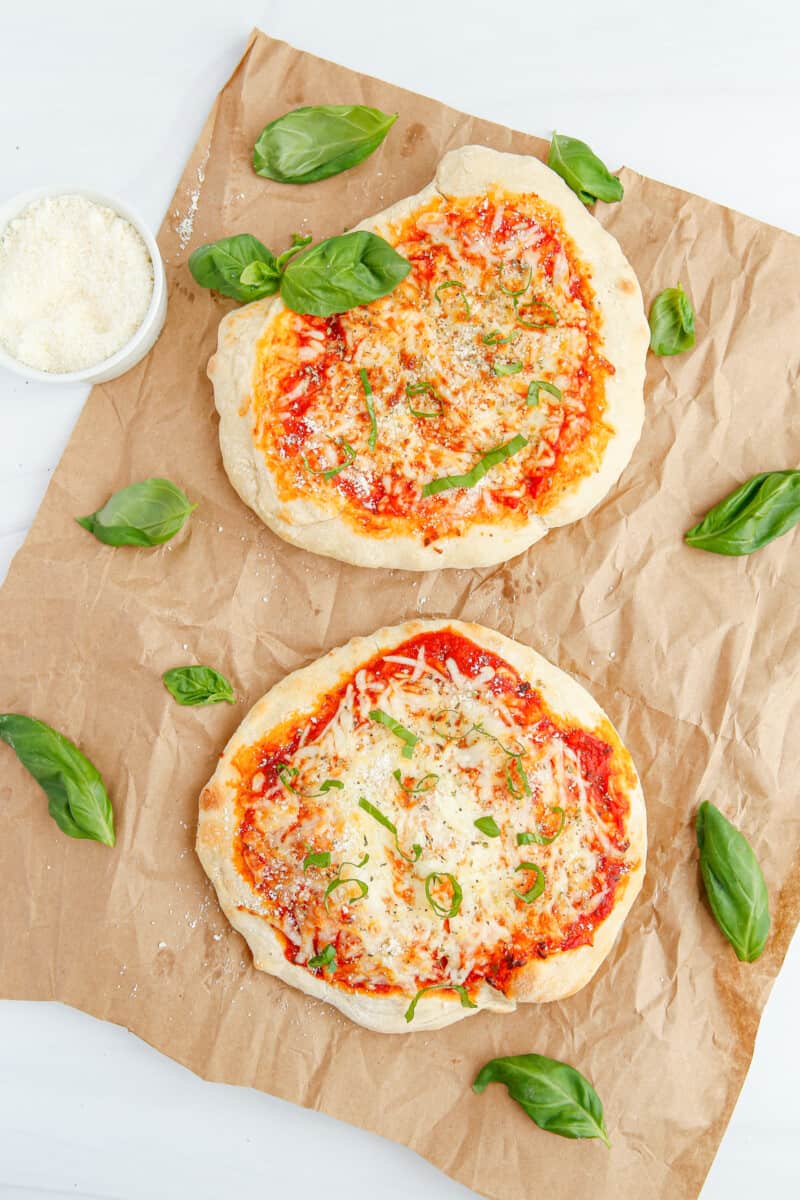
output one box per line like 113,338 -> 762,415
210,146 -> 648,570
197,619 -> 646,1033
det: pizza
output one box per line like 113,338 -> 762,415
209,145 -> 648,571
197,620 -> 646,1033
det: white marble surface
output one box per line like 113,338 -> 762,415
1,1 -> 798,1196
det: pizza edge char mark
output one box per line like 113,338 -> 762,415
209,145 -> 650,572
197,620 -> 647,1034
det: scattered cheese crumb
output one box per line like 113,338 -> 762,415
0,194 -> 153,372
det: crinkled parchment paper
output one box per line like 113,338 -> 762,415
1,29 -> 798,1200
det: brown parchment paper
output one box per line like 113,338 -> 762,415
1,29 -> 798,1200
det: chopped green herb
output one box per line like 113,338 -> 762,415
368,708 -> 418,758
405,983 -> 477,1023
434,280 -> 470,315
505,757 -> 532,797
481,330 -> 516,346
392,768 -> 439,794
303,849 -> 332,871
517,806 -> 566,846
514,862 -> 546,904
308,943 -> 337,973
526,380 -> 562,407
493,361 -> 523,377
405,381 -> 444,418
515,298 -> 559,330
358,797 -> 421,862
359,367 -> 378,452
424,872 -> 463,918
324,854 -> 369,911
302,438 -> 356,479
422,434 -> 528,497
498,262 -> 532,298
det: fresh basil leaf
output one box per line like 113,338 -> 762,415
434,280 -> 470,315
275,233 -> 313,270
424,872 -> 463,918
0,714 -> 115,847
253,105 -> 397,184
685,470 -> 800,556
422,434 -> 528,497
359,368 -> 378,451
358,796 -> 422,863
505,757 -> 532,798
547,132 -> 623,206
517,807 -> 566,846
696,801 -> 770,962
498,262 -> 532,298
649,284 -> 696,355
405,380 -> 444,418
393,768 -> 439,794
473,1053 -> 610,1146
280,231 -> 411,317
188,234 -> 280,301
76,478 -> 195,548
474,816 -> 501,838
324,854 -> 370,911
162,666 -> 234,707
404,983 -> 476,1023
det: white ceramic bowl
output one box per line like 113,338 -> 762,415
0,185 -> 167,385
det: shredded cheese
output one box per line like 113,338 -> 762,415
0,194 -> 154,372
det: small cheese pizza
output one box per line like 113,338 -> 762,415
197,620 -> 645,1033
209,145 -> 648,571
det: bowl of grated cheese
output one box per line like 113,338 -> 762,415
0,186 -> 167,384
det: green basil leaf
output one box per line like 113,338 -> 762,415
405,983 -> 477,1023
162,666 -> 234,707
422,434 -> 528,497
393,768 -> 439,794
275,233 -> 313,271
76,478 -> 195,548
696,801 -> 770,962
473,1053 -> 610,1146
0,714 -> 115,847
324,855 -> 370,911
498,262 -> 532,298
253,105 -> 397,184
513,862 -> 546,904
547,132 -> 623,206
482,330 -> 516,346
474,816 -> 501,838
434,280 -> 470,315
188,234 -> 280,301
493,360 -> 523,377
424,872 -> 463,918
685,470 -> 800,556
303,438 -> 356,480
303,850 -> 331,871
280,231 -> 411,317
515,297 -> 559,330
368,709 -> 418,758
648,284 -> 696,356
405,380 -> 444,418
527,380 -> 562,407
308,943 -> 337,973
505,756 -> 532,797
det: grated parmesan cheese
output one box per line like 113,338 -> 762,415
0,194 -> 154,372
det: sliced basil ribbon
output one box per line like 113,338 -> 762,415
308,943 -> 337,973
482,330 -> 517,346
473,1053 -> 611,1145
358,797 -> 421,862
498,262 -> 532,298
324,854 -> 369,910
303,850 -> 331,870
277,764 -> 343,798
405,381 -> 444,418
359,368 -> 378,452
404,983 -> 477,1023
393,768 -> 439,794
517,806 -> 566,846
514,862 -> 546,903
474,816 -> 501,838
493,361 -> 523,377
434,280 -> 470,315
424,872 -> 463,918
303,438 -> 356,479
527,380 -> 562,407
515,297 -> 559,330
368,708 -> 418,758
422,434 -> 528,497
505,757 -> 532,797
